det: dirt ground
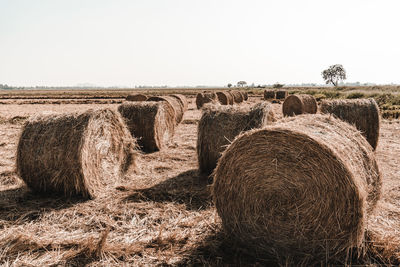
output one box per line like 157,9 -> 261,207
0,95 -> 399,266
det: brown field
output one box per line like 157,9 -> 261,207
0,89 -> 399,265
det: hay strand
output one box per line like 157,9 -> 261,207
170,94 -> 188,112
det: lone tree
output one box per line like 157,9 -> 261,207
237,81 -> 247,87
227,83 -> 232,88
322,64 -> 347,86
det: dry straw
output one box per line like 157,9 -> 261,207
16,109 -> 137,199
225,91 -> 234,105
242,91 -> 248,101
197,102 -> 275,175
282,94 -> 318,116
147,96 -> 185,124
215,92 -> 231,105
212,114 -> 381,264
230,90 -> 244,103
118,101 -> 175,152
320,98 -> 380,150
264,89 -> 276,100
195,92 -> 217,109
170,94 -> 188,112
126,94 -> 147,102
276,90 -> 288,99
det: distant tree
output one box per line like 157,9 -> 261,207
322,64 -> 347,86
227,83 -> 232,88
273,83 -> 284,89
237,81 -> 247,87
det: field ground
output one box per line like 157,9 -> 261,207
0,89 -> 399,265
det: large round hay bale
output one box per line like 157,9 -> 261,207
195,92 -> 217,109
126,94 -> 147,102
212,114 -> 381,263
197,102 -> 275,175
170,94 -> 188,112
118,101 -> 175,153
282,94 -> 318,116
276,90 -> 288,100
16,109 -> 137,199
230,90 -> 244,103
225,91 -> 234,105
215,92 -> 230,105
264,89 -> 276,100
320,98 -> 380,150
147,96 -> 184,124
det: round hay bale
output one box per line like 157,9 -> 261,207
126,94 -> 147,102
195,92 -> 217,109
242,91 -> 248,101
212,114 -> 381,263
282,94 -> 318,116
230,90 -> 244,103
16,109 -> 137,199
147,96 -> 184,124
170,94 -> 188,112
320,98 -> 380,150
215,92 -> 230,105
118,101 -> 175,153
264,89 -> 276,100
197,102 -> 275,175
225,91 -> 234,105
276,90 -> 288,100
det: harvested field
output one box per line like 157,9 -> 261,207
0,93 -> 399,265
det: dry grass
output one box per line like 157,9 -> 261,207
0,92 -> 399,265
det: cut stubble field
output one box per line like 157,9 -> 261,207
0,95 -> 399,266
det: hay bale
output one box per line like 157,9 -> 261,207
264,89 -> 276,100
320,98 -> 380,150
16,109 -> 137,199
197,102 -> 275,175
195,92 -> 217,109
118,101 -> 175,152
215,92 -> 231,105
230,90 -> 244,103
276,90 -> 288,99
282,94 -> 318,116
242,91 -> 249,101
126,94 -> 147,102
225,91 -> 234,105
170,94 -> 188,112
147,96 -> 184,124
212,114 -> 381,263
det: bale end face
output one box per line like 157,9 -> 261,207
212,114 -> 381,263
118,101 -> 175,153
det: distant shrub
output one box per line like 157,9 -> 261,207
273,83 -> 284,89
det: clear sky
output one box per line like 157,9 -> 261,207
1,0 -> 399,87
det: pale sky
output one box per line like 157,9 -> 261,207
1,0 -> 399,87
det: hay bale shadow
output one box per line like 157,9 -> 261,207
124,169 -> 212,211
174,231 -> 278,266
0,186 -> 86,225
